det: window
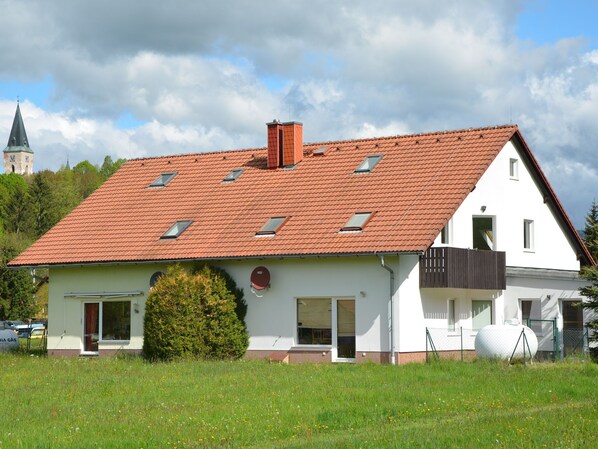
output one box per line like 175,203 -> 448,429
472,216 -> 494,250
355,155 -> 383,173
296,298 -> 356,359
472,300 -> 492,330
84,301 -> 131,351
509,158 -> 518,179
223,169 -> 243,182
297,298 -> 332,345
521,300 -> 532,325
256,217 -> 287,236
313,146 -> 329,156
523,219 -> 534,250
161,220 -> 192,239
441,222 -> 451,245
102,301 -> 131,340
340,212 -> 372,232
150,271 -> 164,288
150,172 -> 177,187
448,299 -> 456,332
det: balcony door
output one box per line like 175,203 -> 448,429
473,216 -> 495,250
84,302 -> 99,353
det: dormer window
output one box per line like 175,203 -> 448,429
340,212 -> 372,232
256,217 -> 287,236
161,220 -> 192,239
150,172 -> 177,187
223,169 -> 244,182
355,155 -> 383,173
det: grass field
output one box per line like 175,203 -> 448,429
0,354 -> 597,448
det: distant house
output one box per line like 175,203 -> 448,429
9,122 -> 594,363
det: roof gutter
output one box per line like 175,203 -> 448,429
379,255 -> 397,366
8,251 -> 423,270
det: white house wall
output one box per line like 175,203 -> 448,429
47,256 -> 404,360
433,140 -> 580,272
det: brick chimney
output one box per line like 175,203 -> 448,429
267,120 -> 303,169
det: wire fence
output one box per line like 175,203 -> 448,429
425,322 -> 591,365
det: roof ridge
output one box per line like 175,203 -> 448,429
128,123 -> 519,163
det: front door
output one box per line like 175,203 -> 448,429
335,299 -> 356,361
84,302 -> 99,353
562,301 -> 583,356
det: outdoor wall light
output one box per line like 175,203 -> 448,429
480,205 -> 487,213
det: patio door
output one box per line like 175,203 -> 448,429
335,299 -> 355,361
84,303 -> 99,353
562,300 -> 583,356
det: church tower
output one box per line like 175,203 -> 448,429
3,101 -> 34,175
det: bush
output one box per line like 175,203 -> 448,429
143,264 -> 249,361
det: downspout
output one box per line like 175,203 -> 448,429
379,255 -> 396,365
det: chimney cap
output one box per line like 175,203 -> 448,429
267,119 -> 282,125
282,121 -> 303,126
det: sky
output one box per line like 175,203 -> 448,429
0,0 -> 597,228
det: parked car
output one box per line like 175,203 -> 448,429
14,323 -> 45,338
3,320 -> 25,330
29,327 -> 46,339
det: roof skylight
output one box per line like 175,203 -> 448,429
256,217 -> 287,236
340,212 -> 372,232
355,155 -> 383,173
223,169 -> 244,182
313,146 -> 329,156
150,172 -> 177,187
161,220 -> 193,239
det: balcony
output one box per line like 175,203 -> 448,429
419,246 -> 506,290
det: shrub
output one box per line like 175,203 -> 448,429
143,264 -> 249,361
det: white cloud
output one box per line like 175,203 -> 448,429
0,0 -> 596,225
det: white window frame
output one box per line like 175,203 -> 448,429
81,300 -> 131,354
295,296 -> 356,362
472,215 -> 496,251
509,158 -> 519,180
447,298 -> 457,332
440,220 -> 451,245
523,219 -> 534,251
471,299 -> 493,331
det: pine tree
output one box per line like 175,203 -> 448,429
583,199 -> 598,261
580,200 -> 598,352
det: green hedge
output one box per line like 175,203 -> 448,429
143,264 -> 249,361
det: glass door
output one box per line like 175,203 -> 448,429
84,302 -> 99,353
336,300 -> 355,360
562,301 -> 583,356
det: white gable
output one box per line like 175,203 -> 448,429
434,139 -> 580,272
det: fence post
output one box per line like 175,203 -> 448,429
460,326 -> 463,362
553,319 -> 560,361
426,327 -> 429,365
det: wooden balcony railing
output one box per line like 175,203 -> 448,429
420,247 -> 506,290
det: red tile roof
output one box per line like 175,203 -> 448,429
8,124 -> 593,267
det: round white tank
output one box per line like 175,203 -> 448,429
0,329 -> 19,352
475,324 -> 538,360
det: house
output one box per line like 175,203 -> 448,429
8,122 -> 594,363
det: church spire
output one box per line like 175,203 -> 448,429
6,101 -> 31,149
4,101 -> 34,175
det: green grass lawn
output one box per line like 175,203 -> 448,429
0,355 -> 596,448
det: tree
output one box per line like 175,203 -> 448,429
143,264 -> 248,361
29,171 -> 60,238
0,233 -> 37,320
581,200 -> 598,354
4,182 -> 32,237
73,160 -> 103,199
583,199 -> 598,261
100,156 -> 126,180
